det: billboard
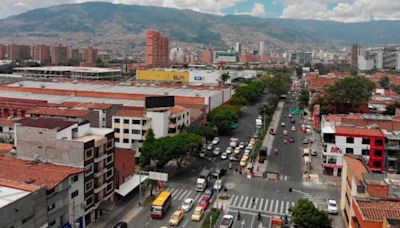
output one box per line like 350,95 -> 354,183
145,96 -> 175,109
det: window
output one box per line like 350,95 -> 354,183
362,138 -> 370,144
48,203 -> 55,211
123,119 -> 129,124
0,127 -> 3,133
346,148 -> 354,154
132,129 -> 141,135
71,190 -> 79,199
132,119 -> 141,125
71,175 -> 79,183
85,148 -> 94,160
48,220 -> 56,227
106,139 -> 114,150
85,163 -> 94,177
106,168 -> 114,180
85,195 -> 93,207
114,128 -> 120,133
142,130 -> 147,136
115,138 -> 120,143
346,137 -> 354,144
142,120 -> 147,126
375,139 -> 383,146
22,215 -> 33,224
114,118 -> 120,123
106,182 -> 113,194
375,150 -> 383,157
123,139 -> 129,143
373,161 -> 381,168
123,129 -> 129,133
361,149 -> 369,156
106,154 -> 114,165
85,180 -> 94,193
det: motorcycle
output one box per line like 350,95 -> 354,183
228,162 -> 232,169
274,148 -> 278,155
284,139 -> 287,144
257,212 -> 261,221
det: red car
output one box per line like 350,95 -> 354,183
288,137 -> 295,143
198,196 -> 210,210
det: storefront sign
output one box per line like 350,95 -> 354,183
330,146 -> 343,154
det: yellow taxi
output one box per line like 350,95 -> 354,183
250,138 -> 256,144
242,154 -> 249,161
234,147 -> 241,155
240,159 -> 247,167
169,210 -> 184,226
191,206 -> 204,222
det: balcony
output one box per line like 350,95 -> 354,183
386,144 -> 400,150
94,154 -> 106,163
387,155 -> 399,161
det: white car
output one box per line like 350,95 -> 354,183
291,126 -> 296,131
327,200 -> 338,215
207,144 -> 213,151
225,147 -> 232,154
244,147 -> 251,154
239,142 -> 245,149
213,147 -> 221,156
181,198 -> 194,212
212,137 -> 220,145
213,179 -> 223,190
283,130 -> 288,135
220,152 -> 228,160
281,122 -> 286,127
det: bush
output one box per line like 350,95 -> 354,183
201,208 -> 221,228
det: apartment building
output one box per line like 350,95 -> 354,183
32,44 -> 51,64
50,44 -> 68,65
146,31 -> 169,67
0,156 -> 84,228
382,130 -> 400,173
83,46 -> 98,65
15,117 -> 115,225
0,118 -> 15,143
113,105 -> 190,153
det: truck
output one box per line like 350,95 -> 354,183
229,138 -> 239,147
256,118 -> 262,128
196,168 -> 212,192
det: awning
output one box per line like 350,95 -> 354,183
115,175 -> 148,197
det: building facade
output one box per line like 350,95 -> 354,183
32,44 -> 50,64
146,31 -> 169,67
50,44 -> 68,65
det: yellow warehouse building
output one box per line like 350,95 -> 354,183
136,70 -> 189,82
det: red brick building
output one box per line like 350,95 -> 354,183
201,49 -> 213,64
0,44 -> 7,60
352,198 -> 400,228
50,44 -> 68,65
32,44 -> 50,64
146,31 -> 169,67
6,44 -> 31,61
83,46 -> 98,65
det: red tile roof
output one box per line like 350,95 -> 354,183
171,105 -> 188,115
27,107 -> 90,117
335,126 -> 384,137
344,155 -> 368,183
57,101 -> 114,110
0,118 -> 15,126
115,108 -> 146,118
17,117 -> 76,131
0,178 -> 40,192
0,156 -> 84,190
0,143 -> 14,154
355,198 -> 400,221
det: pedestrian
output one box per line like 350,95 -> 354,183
252,197 -> 255,206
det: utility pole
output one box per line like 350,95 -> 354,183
139,168 -> 142,207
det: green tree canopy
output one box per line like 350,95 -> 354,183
187,125 -> 217,141
379,76 -> 390,88
299,89 -> 310,109
325,76 -> 375,106
260,76 -> 291,97
234,81 -> 263,104
220,72 -> 230,85
290,198 -> 332,228
208,105 -> 238,133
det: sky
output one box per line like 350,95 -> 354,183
1,0 -> 400,22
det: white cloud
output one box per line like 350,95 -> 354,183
0,0 -> 245,18
250,2 -> 266,17
280,0 -> 400,22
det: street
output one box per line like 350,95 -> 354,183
106,91 -> 343,228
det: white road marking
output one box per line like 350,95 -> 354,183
232,195 -> 239,207
258,198 -> 264,210
285,201 -> 290,214
172,189 -> 183,198
280,201 -> 285,214
228,194 -> 235,206
275,200 -> 279,212
238,196 -> 244,207
254,198 -> 259,209
269,200 -> 274,212
242,196 -> 249,208
264,199 -> 269,211
178,190 -> 189,200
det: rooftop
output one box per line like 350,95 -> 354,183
362,173 -> 387,186
17,117 -> 76,131
344,155 -> 368,183
355,198 -> 400,221
14,66 -> 121,73
115,108 -> 146,118
335,126 -> 384,137
171,105 -> 188,115
57,101 -> 114,110
0,118 -> 16,126
27,107 -> 90,118
0,184 -> 31,208
0,143 -> 14,154
0,156 -> 84,190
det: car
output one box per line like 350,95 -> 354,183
229,154 -> 238,161
212,168 -> 227,178
250,138 -> 256,144
290,118 -> 295,123
181,198 -> 195,212
253,131 -> 260,139
247,144 -> 254,150
207,144 -> 213,151
213,147 -> 221,156
283,130 -> 288,135
239,142 -> 245,149
244,147 -> 251,154
169,210 -> 184,226
240,159 -> 247,167
199,150 -> 206,158
291,126 -> 296,131
212,137 -> 220,145
310,149 -> 317,156
288,137 -> 295,143
203,188 -> 214,200
242,154 -> 249,161
191,206 -> 204,221
225,147 -> 232,154
219,214 -> 234,228
203,143 -> 207,149
303,139 -> 310,144
327,200 -> 338,215
221,152 -> 228,160
288,113 -> 292,118
234,147 -> 241,155
281,122 -> 286,127
113,222 -> 128,228
198,197 -> 210,210
229,123 -> 238,129
229,138 -> 239,147
214,179 -> 223,190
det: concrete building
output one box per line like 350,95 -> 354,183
213,51 -> 238,63
83,47 -> 98,65
50,44 -> 68,65
146,31 -> 169,67
13,66 -> 122,80
113,105 -> 190,153
15,117 -> 115,226
358,46 -> 400,71
0,44 -> 6,60
68,48 -> 81,60
235,41 -> 242,54
201,49 -> 213,65
259,41 -> 265,56
6,44 -> 31,62
288,51 -> 312,65
32,45 -> 50,64
382,129 -> 400,173
0,156 -> 85,228
0,179 -> 48,228
0,118 -> 15,143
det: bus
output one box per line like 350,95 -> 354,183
151,191 -> 172,219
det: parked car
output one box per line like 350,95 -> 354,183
327,200 -> 338,215
221,152 -> 228,160
244,147 -> 251,154
169,210 -> 184,226
219,214 -> 234,228
191,206 -> 204,221
225,147 -> 232,154
234,147 -> 241,155
291,126 -> 296,131
213,179 -> 223,190
199,150 -> 206,158
212,137 -> 220,145
213,147 -> 221,156
181,198 -> 194,212
229,123 -> 238,129
113,222 -> 128,228
229,154 -> 238,161
283,130 -> 288,135
288,113 -> 292,118
290,118 -> 295,123
207,144 -> 213,151
310,149 -> 317,156
240,159 -> 247,167
212,168 -> 227,178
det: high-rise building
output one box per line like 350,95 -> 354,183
68,48 -> 80,60
201,49 -> 213,65
84,46 -> 98,64
0,44 -> 6,60
50,44 -> 68,65
146,31 -> 170,67
259,41 -> 265,56
351,44 -> 360,68
235,41 -> 242,54
32,44 -> 50,64
6,44 -> 31,61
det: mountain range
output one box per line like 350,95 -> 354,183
0,2 -> 400,50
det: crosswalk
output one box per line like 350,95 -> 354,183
303,192 -> 331,205
280,175 -> 289,181
227,194 -> 295,215
166,188 -> 205,203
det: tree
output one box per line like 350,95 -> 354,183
325,76 -> 375,108
187,125 -> 217,141
290,198 -> 332,228
261,76 -> 291,97
296,67 -> 303,77
299,89 -> 310,108
379,76 -> 391,88
230,96 -> 249,107
208,106 -> 238,133
220,72 -> 230,85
